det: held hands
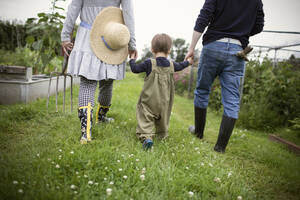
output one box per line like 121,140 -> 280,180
129,49 -> 138,59
185,49 -> 194,65
62,41 -> 73,56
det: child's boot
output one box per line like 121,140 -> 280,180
96,104 -> 114,123
78,103 -> 93,144
142,138 -> 153,150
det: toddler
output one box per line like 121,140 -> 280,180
129,33 -> 193,149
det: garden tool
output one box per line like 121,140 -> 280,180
46,48 -> 73,113
235,46 -> 253,61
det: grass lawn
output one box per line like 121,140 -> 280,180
0,73 -> 299,200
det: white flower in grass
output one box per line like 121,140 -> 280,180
188,191 -> 194,197
117,160 -> 120,163
119,168 -> 123,172
172,153 -> 175,156
13,181 -> 18,185
46,184 -> 49,187
56,164 -> 60,169
140,174 -> 145,181
59,149 -> 62,152
104,178 -> 107,181
70,185 -> 77,190
37,153 -> 40,157
70,151 -> 74,154
74,191 -> 78,194
77,176 -> 81,178
209,163 -> 213,167
88,180 -> 93,185
104,167 -> 108,170
21,182 -> 25,185
214,177 -> 221,183
141,167 -> 146,174
109,181 -> 114,185
200,162 -> 204,166
18,189 -> 23,193
194,147 -> 199,151
95,182 -> 99,186
136,158 -> 139,162
197,151 -> 201,154
121,154 -> 125,158
56,186 -> 60,189
106,188 -> 112,196
186,167 -> 189,170
123,175 -> 128,179
84,174 -> 88,178
75,171 -> 79,175
228,172 -> 232,177
237,196 -> 243,200
51,161 -> 55,164
182,144 -> 185,147
129,154 -> 134,157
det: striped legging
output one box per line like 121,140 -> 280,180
78,76 -> 113,108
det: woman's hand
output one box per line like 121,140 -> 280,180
62,41 -> 73,56
129,49 -> 138,59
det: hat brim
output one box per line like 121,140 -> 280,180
90,7 -> 128,65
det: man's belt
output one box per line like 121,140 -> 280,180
216,38 -> 242,46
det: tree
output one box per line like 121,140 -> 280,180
170,38 -> 189,62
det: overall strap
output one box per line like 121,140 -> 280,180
150,58 -> 158,71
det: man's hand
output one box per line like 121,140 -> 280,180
129,49 -> 138,59
62,41 -> 73,56
187,57 -> 194,65
185,50 -> 194,62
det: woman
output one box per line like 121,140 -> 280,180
61,0 -> 137,144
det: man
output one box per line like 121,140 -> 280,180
186,0 -> 264,152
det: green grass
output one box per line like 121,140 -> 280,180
0,73 -> 299,200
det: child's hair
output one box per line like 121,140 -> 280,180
151,33 -> 172,54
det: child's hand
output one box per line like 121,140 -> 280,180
187,57 -> 194,65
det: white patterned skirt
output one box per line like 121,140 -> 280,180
67,25 -> 126,81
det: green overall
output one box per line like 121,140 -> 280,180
136,59 -> 175,142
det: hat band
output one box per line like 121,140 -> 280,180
101,36 -> 113,51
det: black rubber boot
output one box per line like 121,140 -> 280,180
78,103 -> 93,144
96,104 -> 114,123
188,106 -> 207,139
214,115 -> 236,153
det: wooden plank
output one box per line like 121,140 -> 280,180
0,65 -> 27,74
269,134 -> 300,155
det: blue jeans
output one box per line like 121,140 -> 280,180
194,41 -> 245,119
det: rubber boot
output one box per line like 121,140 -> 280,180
214,115 -> 236,153
96,104 -> 114,123
188,106 -> 207,139
78,103 -> 93,144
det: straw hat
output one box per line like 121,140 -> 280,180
90,7 -> 130,65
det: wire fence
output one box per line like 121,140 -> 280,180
185,30 -> 300,98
